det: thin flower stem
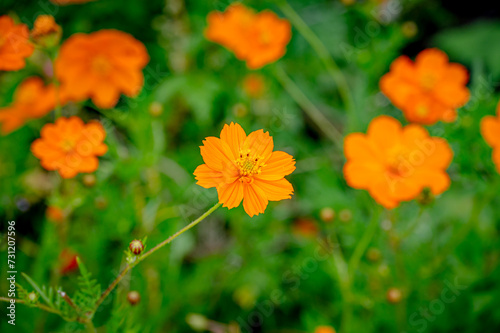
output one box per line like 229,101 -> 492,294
273,63 -> 343,145
329,230 -> 352,333
93,202 -> 222,311
399,206 -> 425,240
85,320 -> 97,333
347,208 -> 381,278
277,0 -> 355,118
0,297 -> 62,316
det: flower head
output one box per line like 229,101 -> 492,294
194,122 -> 295,217
314,326 -> 336,333
0,77 -> 56,134
55,29 -> 149,108
242,73 -> 265,98
343,116 -> 453,209
205,4 -> 291,69
480,101 -> 500,174
380,48 -> 469,125
59,249 -> 79,275
0,15 -> 34,71
31,15 -> 62,47
31,117 -> 108,178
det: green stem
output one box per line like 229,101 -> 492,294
0,297 -> 61,316
93,202 -> 222,311
273,63 -> 343,145
399,206 -> 425,240
85,320 -> 96,333
347,208 -> 381,277
329,231 -> 352,333
277,0 -> 355,121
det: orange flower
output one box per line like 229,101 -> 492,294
31,117 -> 108,179
31,15 -> 62,47
59,249 -> 79,275
242,73 -> 265,98
205,4 -> 291,69
55,30 -> 149,109
314,326 -> 336,333
480,101 -> 500,174
380,48 -> 469,125
194,122 -> 295,217
0,15 -> 34,71
46,206 -> 65,223
343,116 -> 453,209
0,77 -> 56,134
292,218 -> 319,238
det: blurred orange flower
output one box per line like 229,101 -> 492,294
315,326 -> 337,333
31,117 -> 108,179
380,48 -> 469,125
0,15 -> 34,71
343,116 -> 453,209
0,77 -> 56,134
194,122 -> 295,217
205,4 -> 291,69
59,249 -> 79,275
243,73 -> 265,98
480,101 -> 500,174
46,206 -> 65,223
55,30 -> 149,109
31,15 -> 62,47
292,218 -> 319,238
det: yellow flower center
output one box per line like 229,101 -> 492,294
61,139 -> 76,152
416,104 -> 428,117
92,56 -> 111,74
420,73 -> 437,90
236,149 -> 264,177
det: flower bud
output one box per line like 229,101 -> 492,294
127,291 -> 141,305
366,248 -> 381,262
320,207 -> 335,223
149,102 -> 163,117
339,209 -> 352,223
82,174 -> 96,187
27,292 -> 38,303
386,287 -> 403,304
129,240 -> 144,255
31,15 -> 62,48
186,313 -> 209,331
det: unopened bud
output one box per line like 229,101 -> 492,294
27,292 -> 38,303
129,240 -> 144,255
339,209 -> 352,223
186,313 -> 209,331
320,207 -> 335,223
82,174 -> 96,187
31,15 -> 62,48
386,287 -> 403,304
149,102 -> 163,117
127,291 -> 141,305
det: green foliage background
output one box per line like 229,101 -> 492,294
1,0 -> 500,332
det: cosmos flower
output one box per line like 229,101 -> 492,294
380,48 -> 469,125
343,116 -> 453,209
205,4 -> 291,69
31,15 -> 62,47
194,122 -> 295,217
31,117 -> 108,178
0,15 -> 34,71
55,29 -> 149,108
242,73 -> 266,98
0,77 -> 56,134
480,101 -> 500,174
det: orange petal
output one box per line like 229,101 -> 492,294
256,150 -> 295,181
218,180 -> 244,209
344,133 -> 382,162
194,164 -> 224,189
343,161 -> 385,190
253,178 -> 293,201
220,122 -> 246,160
243,183 -> 268,217
481,115 -> 500,148
242,129 -> 274,162
367,116 -> 402,153
200,136 -> 235,172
